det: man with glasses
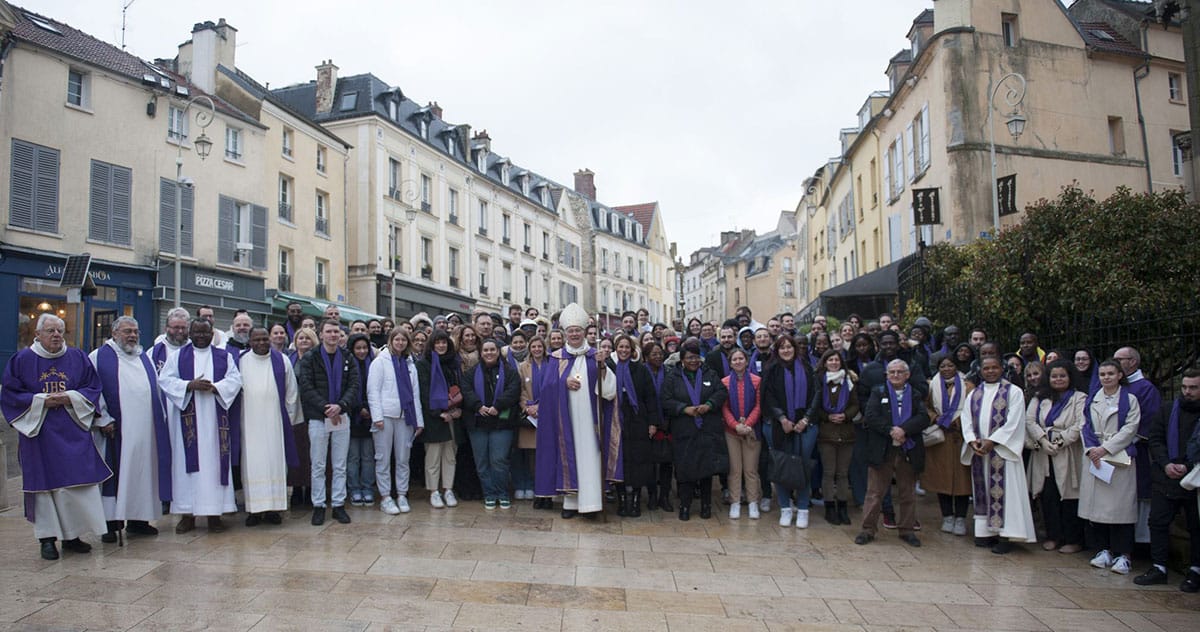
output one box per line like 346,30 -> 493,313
152,308 -> 191,373
2,314 -> 108,559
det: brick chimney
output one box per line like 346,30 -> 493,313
316,60 -> 338,115
574,169 -> 596,200
429,101 -> 443,119
181,18 -> 237,94
473,129 -> 491,153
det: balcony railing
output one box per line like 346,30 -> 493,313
277,274 -> 291,292
449,213 -> 459,225
420,201 -> 431,213
315,283 -> 328,299
523,245 -> 531,254
502,291 -> 511,300
478,227 -> 489,237
479,285 -> 488,296
278,202 -> 292,222
449,275 -> 459,288
422,265 -> 433,280
315,216 -> 329,235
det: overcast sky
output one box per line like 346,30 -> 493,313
24,0 -> 932,257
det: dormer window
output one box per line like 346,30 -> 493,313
539,186 -> 550,207
419,118 -> 428,139
475,149 -> 487,172
521,175 -> 530,196
911,33 -> 921,58
387,99 -> 399,121
501,164 -> 511,186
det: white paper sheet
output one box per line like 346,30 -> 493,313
1089,459 -> 1115,484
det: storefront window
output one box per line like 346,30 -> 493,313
19,279 -> 79,349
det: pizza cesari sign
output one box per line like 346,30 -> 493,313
193,272 -> 236,292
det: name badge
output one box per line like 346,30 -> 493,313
881,398 -> 889,404
703,381 -> 711,386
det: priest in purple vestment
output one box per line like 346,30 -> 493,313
1,314 -> 109,560
533,303 -> 621,519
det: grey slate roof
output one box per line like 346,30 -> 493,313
271,74 -> 559,214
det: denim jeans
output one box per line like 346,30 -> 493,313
346,436 -> 376,496
309,418 -> 350,508
510,447 -> 535,492
468,427 -> 514,501
764,422 -> 817,509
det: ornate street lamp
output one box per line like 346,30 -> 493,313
988,72 -> 1027,236
173,95 -> 216,308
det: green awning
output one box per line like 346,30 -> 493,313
271,291 -> 384,324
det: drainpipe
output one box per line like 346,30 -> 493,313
342,146 -> 351,307
1134,60 -> 1154,192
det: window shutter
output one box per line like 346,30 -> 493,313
251,203 -> 267,269
920,105 -> 931,170
882,148 -> 892,203
904,123 -> 915,183
218,195 -> 235,264
180,184 -> 194,257
159,178 -> 176,253
10,140 -> 35,229
111,165 -> 132,245
33,144 -> 59,233
89,160 -> 111,242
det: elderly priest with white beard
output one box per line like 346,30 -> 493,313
90,316 -> 172,544
2,314 -> 109,560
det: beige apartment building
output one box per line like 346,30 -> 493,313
273,70 -> 585,321
801,0 -> 1191,310
722,213 -> 801,321
612,201 -> 677,325
0,5 -> 292,365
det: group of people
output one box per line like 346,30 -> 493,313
4,302 -> 1199,594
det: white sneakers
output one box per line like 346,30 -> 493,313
795,509 -> 810,529
779,507 -> 794,527
729,503 -> 741,520
759,498 -> 772,512
952,517 -> 968,536
1111,555 -> 1132,575
429,491 -> 445,509
1089,550 -> 1131,574
748,503 -> 760,520
1090,549 -> 1113,569
940,517 -> 955,533
443,490 -> 459,507
380,497 -> 400,515
396,495 -> 411,513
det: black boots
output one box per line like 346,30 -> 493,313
825,503 -> 838,525
615,488 -> 628,517
837,501 -> 850,525
659,484 -> 674,512
646,486 -> 658,509
679,503 -> 691,521
629,490 -> 642,517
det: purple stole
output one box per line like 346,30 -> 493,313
235,350 -> 298,468
616,360 -> 640,413
533,348 -> 622,497
152,342 -> 170,373
748,350 -> 764,376
391,354 -> 420,428
1082,387 -> 1135,457
682,368 -> 705,428
95,345 -> 172,501
935,374 -> 962,429
969,382 -> 1012,529
728,371 -> 756,420
783,359 -> 809,419
887,382 -> 915,450
821,374 -> 851,414
429,352 -> 451,410
177,344 -> 238,486
284,321 -> 301,345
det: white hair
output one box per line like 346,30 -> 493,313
36,313 -> 65,331
112,316 -> 139,331
166,307 -> 190,323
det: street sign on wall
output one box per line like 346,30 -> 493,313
912,188 -> 941,226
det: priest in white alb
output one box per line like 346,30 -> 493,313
237,326 -> 301,526
151,307 -> 190,373
90,316 -> 172,543
158,318 -> 242,534
961,356 -> 1037,553
533,303 -> 622,519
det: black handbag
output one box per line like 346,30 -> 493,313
769,447 -> 809,490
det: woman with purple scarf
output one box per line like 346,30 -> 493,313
367,329 -> 424,515
611,334 -> 661,517
923,354 -> 974,536
807,349 -> 861,526
416,330 -> 462,509
1024,359 -> 1087,554
460,339 -> 522,509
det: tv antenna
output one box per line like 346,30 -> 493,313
121,0 -> 136,50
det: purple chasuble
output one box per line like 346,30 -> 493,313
235,350 -> 299,468
177,344 -> 240,486
1,347 -> 110,523
533,348 -> 622,497
969,382 -> 1012,530
96,344 -> 173,501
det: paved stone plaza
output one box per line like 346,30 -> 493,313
0,485 -> 1196,632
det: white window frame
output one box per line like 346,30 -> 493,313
448,188 -> 459,219
1169,72 -> 1184,102
168,106 -> 188,142
315,190 -> 329,235
282,127 -> 294,158
316,146 -> 327,173
66,69 -> 89,109
226,127 -> 243,161
1172,131 -> 1185,177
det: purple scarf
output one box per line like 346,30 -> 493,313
1082,387 -> 1136,457
391,354 -> 420,428
937,374 -> 962,429
783,359 -> 809,419
616,360 -> 639,413
887,381 -> 915,450
728,370 -> 756,420
474,359 -> 506,409
321,347 -> 344,406
1038,392 -> 1072,429
821,374 -> 851,414
429,351 -> 450,410
177,344 -> 237,486
529,358 -> 546,404
749,350 -> 765,376
649,364 -> 665,395
96,344 -> 172,501
682,368 -> 705,428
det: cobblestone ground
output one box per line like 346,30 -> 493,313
0,484 -> 1196,631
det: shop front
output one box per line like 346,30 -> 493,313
0,245 -> 156,368
154,262 -> 273,331
377,274 -> 475,322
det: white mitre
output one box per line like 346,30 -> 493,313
559,303 -> 589,330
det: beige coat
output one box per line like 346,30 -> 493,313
1024,391 -> 1086,500
922,375 -> 973,496
516,358 -> 543,449
1077,389 -> 1141,524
